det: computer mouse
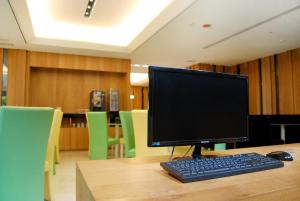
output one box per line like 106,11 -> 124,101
266,151 -> 293,161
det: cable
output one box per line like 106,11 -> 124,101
183,145 -> 194,157
169,146 -> 175,161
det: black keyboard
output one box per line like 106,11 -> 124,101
160,153 -> 284,183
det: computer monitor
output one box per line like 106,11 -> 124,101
148,66 -> 249,158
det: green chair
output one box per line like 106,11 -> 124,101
0,106 -> 54,201
214,143 -> 226,150
86,112 -> 119,160
119,111 -> 136,158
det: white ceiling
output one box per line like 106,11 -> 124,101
132,0 -> 300,67
1,0 -> 300,67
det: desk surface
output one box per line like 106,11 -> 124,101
77,143 -> 300,201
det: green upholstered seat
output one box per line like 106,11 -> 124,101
119,111 -> 136,158
86,112 -> 119,160
0,106 -> 54,201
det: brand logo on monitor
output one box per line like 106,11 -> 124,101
152,142 -> 160,146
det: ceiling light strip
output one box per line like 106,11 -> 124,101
84,0 -> 96,18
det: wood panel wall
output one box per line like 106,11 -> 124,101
143,87 -> 148,109
292,49 -> 300,114
240,60 -> 262,115
224,66 -> 238,74
190,63 -> 214,71
6,50 -> 131,111
277,51 -> 294,114
0,48 -> 3,105
28,51 -> 129,73
188,47 -> 300,115
261,56 -> 277,114
7,49 -> 27,106
29,68 -> 129,113
130,86 -> 148,110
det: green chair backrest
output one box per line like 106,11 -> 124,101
214,143 -> 226,150
119,111 -> 136,158
86,112 -> 108,160
0,106 -> 54,201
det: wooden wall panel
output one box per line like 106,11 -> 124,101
215,65 -> 224,73
292,48 -> 300,114
29,67 -> 129,113
189,63 -> 214,71
60,128 -> 71,150
131,86 -> 143,109
278,51 -> 294,114
261,56 -> 277,114
224,66 -> 237,74
142,87 -> 148,109
7,49 -> 27,106
198,63 -> 214,71
28,51 -> 130,73
0,48 -> 3,105
240,61 -> 261,115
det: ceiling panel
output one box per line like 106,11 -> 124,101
0,0 -> 25,48
132,0 -> 300,67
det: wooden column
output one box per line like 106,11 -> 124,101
215,65 -> 224,73
7,49 -> 27,106
142,87 -> 148,109
261,56 -> 277,114
292,48 -> 300,114
131,86 -> 143,109
224,65 -> 237,74
240,60 -> 261,115
277,51 -> 294,114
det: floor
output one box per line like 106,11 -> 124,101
54,151 -> 89,201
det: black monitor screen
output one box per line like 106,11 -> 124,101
148,66 -> 249,147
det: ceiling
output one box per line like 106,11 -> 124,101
1,0 -> 300,68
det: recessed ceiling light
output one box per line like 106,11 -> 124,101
202,24 -> 212,28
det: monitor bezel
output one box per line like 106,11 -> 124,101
148,66 -> 249,147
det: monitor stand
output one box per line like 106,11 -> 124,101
192,144 -> 202,159
192,143 -> 219,159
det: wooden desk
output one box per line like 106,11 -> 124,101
77,143 -> 300,201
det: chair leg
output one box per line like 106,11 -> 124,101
110,145 -> 114,158
120,144 -> 124,158
114,145 -> 118,158
115,144 -> 119,158
55,145 -> 60,164
44,171 -> 54,201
